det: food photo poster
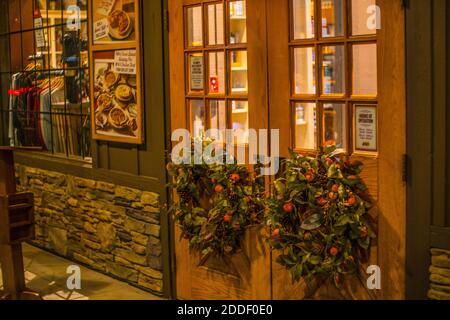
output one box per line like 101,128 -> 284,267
91,50 -> 142,143
92,0 -> 137,44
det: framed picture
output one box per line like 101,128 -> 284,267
354,104 -> 378,153
90,50 -> 143,144
91,0 -> 138,45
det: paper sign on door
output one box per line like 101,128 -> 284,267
355,105 -> 377,152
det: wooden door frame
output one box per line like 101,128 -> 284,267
168,0 -> 270,300
377,0 -> 407,300
168,0 -> 408,300
267,0 -> 408,300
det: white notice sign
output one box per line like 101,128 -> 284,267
355,105 -> 377,152
34,17 -> 45,48
114,50 -> 137,75
190,56 -> 204,90
94,18 -> 109,41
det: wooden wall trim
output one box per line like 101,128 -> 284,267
431,0 -> 448,228
14,151 -> 167,195
405,0 -> 433,300
377,0 -> 407,300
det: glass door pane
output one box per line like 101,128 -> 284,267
208,51 -> 225,94
207,3 -> 224,45
292,0 -> 315,40
190,100 -> 206,137
352,43 -> 377,96
351,0 -> 377,36
321,0 -> 344,38
230,50 -> 248,94
294,102 -> 317,149
322,45 -> 345,94
294,47 -> 316,95
229,0 -> 247,44
231,100 -> 249,144
323,103 -> 346,150
187,6 -> 203,47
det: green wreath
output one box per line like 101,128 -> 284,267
266,146 -> 375,287
167,144 -> 266,258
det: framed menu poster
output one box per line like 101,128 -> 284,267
354,105 -> 378,152
91,50 -> 142,144
91,0 -> 138,45
89,0 -> 143,144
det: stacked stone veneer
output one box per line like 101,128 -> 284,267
428,249 -> 450,300
15,165 -> 163,295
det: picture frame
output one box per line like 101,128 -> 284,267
88,0 -> 144,144
353,104 -> 378,153
90,0 -> 138,45
90,50 -> 143,144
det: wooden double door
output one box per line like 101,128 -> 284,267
168,0 -> 406,300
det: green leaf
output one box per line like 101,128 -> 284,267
301,214 -> 323,231
309,255 -> 321,265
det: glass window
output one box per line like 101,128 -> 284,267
292,0 -> 315,40
190,100 -> 206,137
321,0 -> 344,38
323,103 -> 346,150
187,6 -> 203,47
231,100 -> 249,144
289,0 -> 377,154
351,0 -> 377,36
208,51 -> 225,94
230,50 -> 248,94
229,0 -> 247,44
0,0 -> 91,160
322,45 -> 345,94
294,47 -> 316,95
209,100 -> 227,141
184,1 -> 249,144
207,3 -> 224,45
294,102 -> 317,150
352,43 -> 377,96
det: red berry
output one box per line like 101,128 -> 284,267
230,173 -> 241,183
317,197 -> 328,206
331,184 -> 339,193
211,178 -> 217,184
224,214 -> 232,223
283,202 -> 295,213
329,192 -> 337,200
272,229 -> 280,238
330,246 -> 339,257
347,196 -> 357,206
215,185 -> 224,193
305,174 -> 315,182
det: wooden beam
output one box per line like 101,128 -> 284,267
405,0 -> 433,300
377,0 -> 407,300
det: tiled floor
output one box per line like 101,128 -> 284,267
0,244 -> 162,300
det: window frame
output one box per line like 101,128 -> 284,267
289,0 -> 378,155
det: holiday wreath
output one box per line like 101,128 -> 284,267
266,146 -> 375,287
167,141 -> 266,258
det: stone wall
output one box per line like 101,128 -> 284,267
15,165 -> 163,295
428,249 -> 450,300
